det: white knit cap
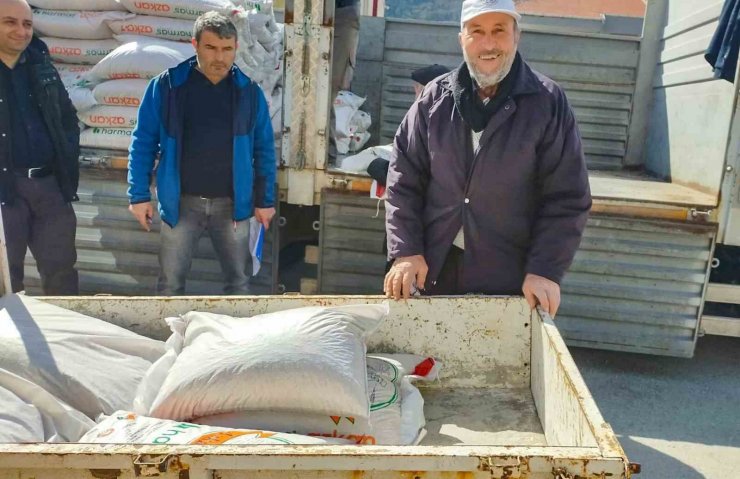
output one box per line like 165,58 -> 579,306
461,0 -> 521,29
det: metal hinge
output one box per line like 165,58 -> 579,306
133,454 -> 172,477
688,208 -> 713,222
479,456 -> 523,478
552,467 -> 573,479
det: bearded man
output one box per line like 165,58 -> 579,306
383,0 -> 592,318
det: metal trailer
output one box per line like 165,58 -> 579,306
0,294 -> 638,479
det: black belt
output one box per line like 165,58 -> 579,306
14,166 -> 54,179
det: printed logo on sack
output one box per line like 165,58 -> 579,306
173,7 -> 206,16
110,73 -> 144,79
190,430 -> 292,445
90,115 -> 127,126
158,28 -> 191,38
50,46 -> 82,56
152,423 -> 201,444
122,24 -> 154,34
103,96 -> 140,106
94,128 -> 133,135
133,2 -> 171,12
312,430 -> 377,445
329,416 -> 356,425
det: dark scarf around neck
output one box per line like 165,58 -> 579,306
452,52 -> 522,132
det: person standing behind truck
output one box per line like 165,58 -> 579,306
384,0 -> 592,317
127,12 -> 276,295
0,0 -> 80,295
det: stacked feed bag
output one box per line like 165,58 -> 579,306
30,0 -> 130,146
51,0 -> 284,153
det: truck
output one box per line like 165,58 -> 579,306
0,286 -> 640,478
24,0 -> 740,358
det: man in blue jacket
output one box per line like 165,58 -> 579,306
127,12 -> 276,295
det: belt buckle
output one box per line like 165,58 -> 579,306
28,167 -> 41,178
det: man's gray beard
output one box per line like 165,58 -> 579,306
463,49 -> 516,89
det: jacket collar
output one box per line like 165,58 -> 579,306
168,56 -> 252,90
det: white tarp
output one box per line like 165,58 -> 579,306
0,294 -> 165,421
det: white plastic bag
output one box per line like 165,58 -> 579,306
118,0 -> 235,19
349,131 -> 371,153
135,304 -> 388,423
68,86 -> 97,112
80,126 -> 133,150
78,105 -> 138,128
0,295 -> 165,420
350,110 -> 371,133
107,15 -> 195,42
33,10 -> 133,40
93,78 -> 149,106
89,37 -> 191,80
54,63 -> 93,88
29,0 -> 127,11
334,90 -> 365,138
42,37 -> 119,64
80,411 -> 351,445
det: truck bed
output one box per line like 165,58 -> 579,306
0,296 -> 634,478
423,387 -> 546,446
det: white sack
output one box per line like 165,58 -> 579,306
78,105 -> 138,128
29,0 -> 127,11
107,15 -> 194,42
0,370 -> 95,443
54,63 -> 93,88
135,304 -> 388,423
68,86 -> 97,112
194,354 -> 439,446
80,411 -> 351,445
0,294 -> 165,419
42,37 -> 119,64
339,144 -> 392,173
33,10 -> 133,40
93,78 -> 149,106
80,126 -> 133,150
118,0 -> 235,19
89,37 -> 191,80
113,34 -> 195,55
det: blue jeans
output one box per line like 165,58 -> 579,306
157,195 -> 250,295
